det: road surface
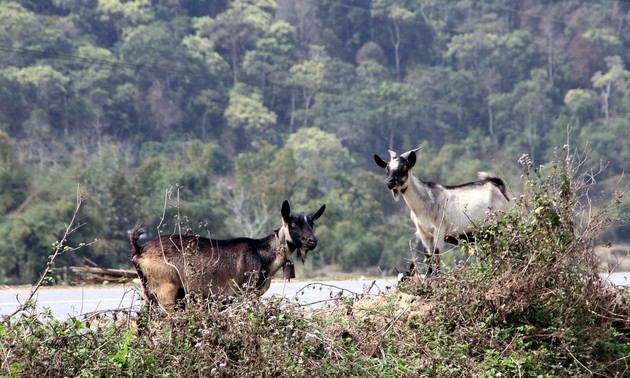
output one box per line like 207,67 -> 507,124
0,278 -> 397,320
1,272 -> 628,320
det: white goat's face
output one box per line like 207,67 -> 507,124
374,149 -> 418,200
281,200 -> 326,263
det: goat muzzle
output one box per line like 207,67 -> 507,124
386,180 -> 398,190
305,238 -> 317,249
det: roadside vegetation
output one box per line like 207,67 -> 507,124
1,148 -> 627,377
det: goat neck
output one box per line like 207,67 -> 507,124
400,173 -> 437,214
264,225 -> 293,276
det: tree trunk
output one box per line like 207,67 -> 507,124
601,82 -> 610,120
389,19 -> 402,82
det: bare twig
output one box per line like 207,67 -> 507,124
9,184 -> 94,318
155,187 -> 186,313
218,180 -> 272,238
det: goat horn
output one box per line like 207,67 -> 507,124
400,147 -> 421,159
388,150 -> 397,159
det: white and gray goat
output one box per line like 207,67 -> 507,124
130,200 -> 325,308
374,148 -> 510,276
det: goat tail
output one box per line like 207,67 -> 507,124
128,224 -> 155,305
478,172 -> 509,201
130,224 -> 145,259
477,171 -> 497,180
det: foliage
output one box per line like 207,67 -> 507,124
1,0 -> 630,283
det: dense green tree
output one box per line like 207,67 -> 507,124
199,0 -> 277,84
285,128 -> 351,193
564,88 -> 598,124
489,68 -> 555,161
0,174 -> 80,284
242,19 -> 297,122
0,132 -> 31,214
290,55 -> 356,132
313,0 -> 372,63
0,0 -> 629,282
0,65 -> 70,140
357,72 -> 419,150
182,22 -> 230,141
96,0 -> 155,40
288,59 -> 327,127
0,2 -> 72,67
224,84 -> 278,151
229,144 -> 301,237
578,117 -> 630,177
335,222 -> 382,272
447,28 -> 540,137
371,0 -> 422,81
591,55 -> 630,120
0,204 -> 61,284
119,21 -> 191,140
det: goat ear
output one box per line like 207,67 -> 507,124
281,200 -> 291,223
312,204 -> 326,220
374,154 -> 388,168
407,150 -> 417,168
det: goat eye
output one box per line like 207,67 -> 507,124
291,223 -> 297,228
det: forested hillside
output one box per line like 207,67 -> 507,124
0,0 -> 628,284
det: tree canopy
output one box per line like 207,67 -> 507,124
0,0 -> 628,284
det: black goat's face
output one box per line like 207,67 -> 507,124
374,149 -> 418,201
281,200 -> 326,263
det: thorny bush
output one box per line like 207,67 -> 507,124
401,145 -> 629,377
1,290 -> 424,377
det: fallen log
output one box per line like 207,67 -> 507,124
53,266 -> 138,284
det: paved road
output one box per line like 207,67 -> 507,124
0,278 -> 397,320
0,285 -> 141,319
1,272 -> 628,320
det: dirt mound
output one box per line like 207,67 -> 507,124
350,290 -> 432,322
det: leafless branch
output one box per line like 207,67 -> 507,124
9,184 -> 94,318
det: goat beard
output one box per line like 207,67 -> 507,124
296,247 -> 313,264
391,189 -> 401,201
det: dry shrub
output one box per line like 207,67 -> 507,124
475,148 -> 623,326
403,146 -> 630,376
129,296 -> 344,376
1,294 -> 372,377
